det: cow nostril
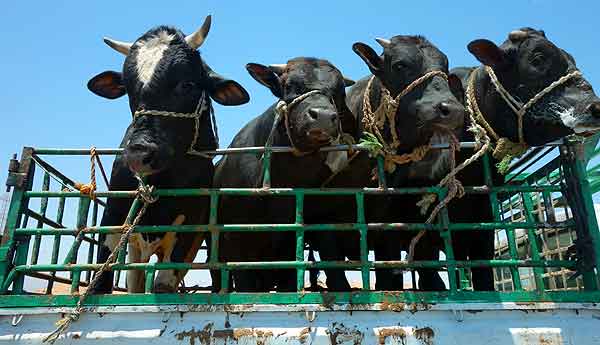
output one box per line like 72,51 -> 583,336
142,151 -> 155,165
588,103 -> 600,118
437,102 -> 451,117
308,108 -> 319,120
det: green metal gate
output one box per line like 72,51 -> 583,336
1,138 -> 600,309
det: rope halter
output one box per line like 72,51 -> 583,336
274,89 -> 343,156
133,91 -> 216,158
361,70 -> 448,173
469,65 -> 582,173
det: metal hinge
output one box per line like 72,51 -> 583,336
5,153 -> 25,192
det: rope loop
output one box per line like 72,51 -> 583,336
74,147 -> 99,200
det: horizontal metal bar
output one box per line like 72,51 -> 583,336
15,220 -> 573,236
31,141 -> 566,157
0,290 -> 598,308
23,184 -> 562,199
32,142 -> 479,156
10,259 -> 575,273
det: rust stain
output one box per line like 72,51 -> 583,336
298,327 -> 311,345
414,327 -> 434,345
377,328 -> 406,345
175,323 -> 213,345
327,322 -> 364,345
233,328 -> 274,345
321,292 -> 337,309
213,329 -> 234,340
71,334 -> 81,340
381,301 -> 406,312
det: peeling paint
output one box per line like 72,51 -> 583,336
377,328 -> 407,345
327,323 -> 364,345
175,323 -> 213,345
298,327 -> 311,345
414,327 -> 434,345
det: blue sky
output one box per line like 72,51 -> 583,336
1,0 -> 600,290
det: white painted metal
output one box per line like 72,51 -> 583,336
0,304 -> 598,345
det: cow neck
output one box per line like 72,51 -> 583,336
133,91 -> 218,158
467,65 -> 582,173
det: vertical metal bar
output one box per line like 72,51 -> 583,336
144,269 -> 155,293
295,191 -> 304,291
563,139 -> 600,289
437,188 -> 457,293
261,147 -> 272,188
220,269 -> 229,293
355,192 -> 370,290
62,197 -> 91,265
376,156 -> 387,189
85,202 -> 99,283
70,270 -> 81,294
209,192 -> 219,263
482,154 -> 523,290
116,198 -> 142,284
30,172 -> 50,265
46,195 -> 66,294
522,189 -> 545,292
1,148 -> 35,294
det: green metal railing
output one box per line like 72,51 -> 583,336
0,138 -> 599,309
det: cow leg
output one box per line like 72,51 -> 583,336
312,231 -> 351,291
374,233 -> 404,291
413,234 -> 445,291
469,230 -> 495,291
126,241 -> 146,293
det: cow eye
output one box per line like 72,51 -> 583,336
393,62 -> 407,72
178,80 -> 197,90
530,53 -> 545,68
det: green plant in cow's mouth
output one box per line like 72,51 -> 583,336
359,132 -> 384,157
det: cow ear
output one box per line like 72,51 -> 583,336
352,42 -> 383,75
448,73 -> 465,104
87,71 -> 126,99
467,39 -> 507,69
246,63 -> 283,98
206,71 -> 250,106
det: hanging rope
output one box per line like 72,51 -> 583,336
407,71 -> 494,262
43,177 -> 159,344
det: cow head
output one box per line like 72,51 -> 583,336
353,36 -> 465,179
468,27 -> 600,145
353,36 -> 464,153
246,57 -> 354,153
87,16 -> 250,176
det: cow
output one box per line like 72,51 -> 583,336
213,57 -> 355,292
448,27 -> 600,291
304,35 -> 465,291
86,16 -> 250,294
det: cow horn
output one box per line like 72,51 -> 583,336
375,38 -> 391,49
509,30 -> 528,42
343,77 -> 355,87
103,37 -> 132,56
185,15 -> 212,49
268,64 -> 287,75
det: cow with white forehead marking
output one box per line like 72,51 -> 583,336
87,15 -> 250,293
445,27 -> 600,291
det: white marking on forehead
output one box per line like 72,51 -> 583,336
135,31 -> 175,86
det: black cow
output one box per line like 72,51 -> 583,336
87,16 -> 249,293
448,28 -> 600,291
213,58 -> 354,292
305,35 -> 465,291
